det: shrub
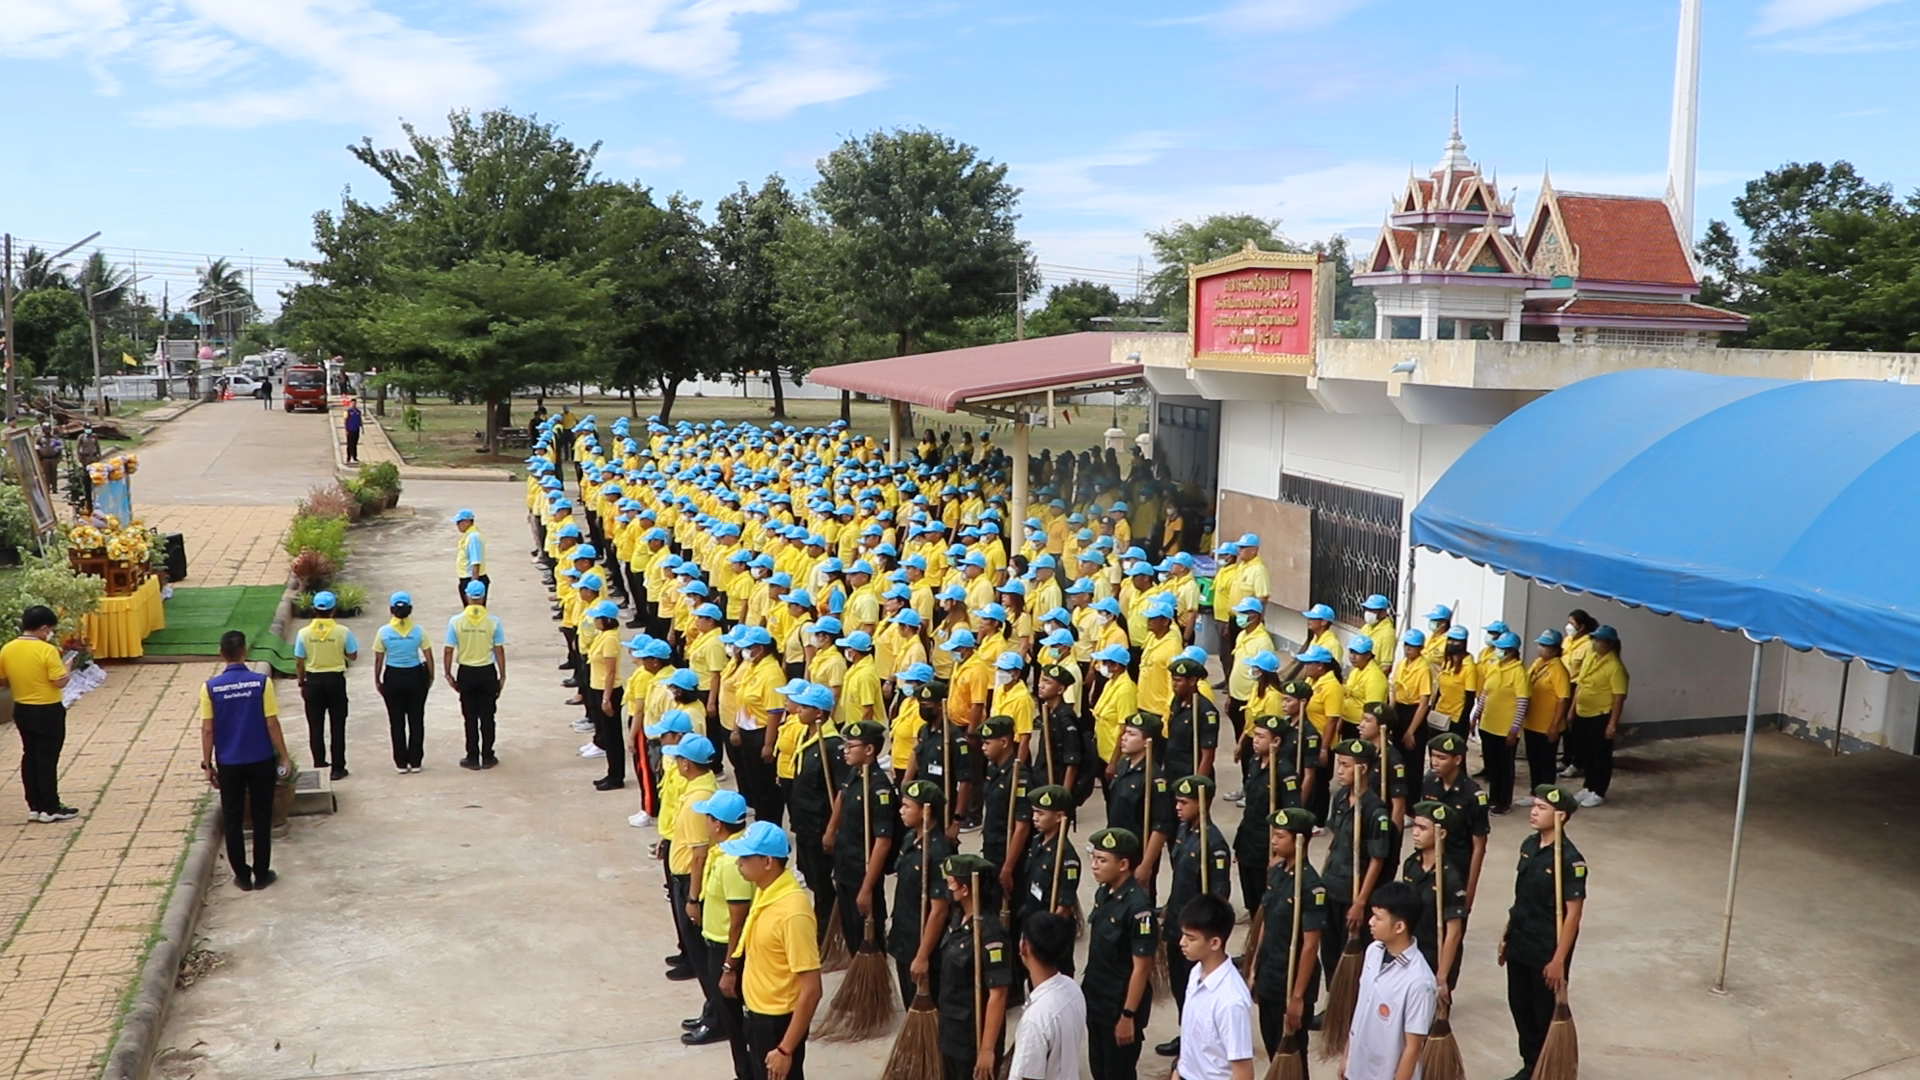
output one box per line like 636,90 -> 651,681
294,582 -> 367,618
299,482 -> 360,524
0,555 -> 106,644
344,478 -> 384,516
0,481 -> 35,556
289,550 -> 338,591
357,461 -> 402,497
283,512 -> 349,564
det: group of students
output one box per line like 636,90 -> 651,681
511,409 -> 1603,1080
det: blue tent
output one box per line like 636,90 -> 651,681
1409,368 -> 1920,675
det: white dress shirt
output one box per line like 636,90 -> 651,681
1176,957 -> 1254,1080
1345,940 -> 1437,1080
1009,972 -> 1086,1080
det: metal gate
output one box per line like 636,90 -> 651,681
1279,474 -> 1402,625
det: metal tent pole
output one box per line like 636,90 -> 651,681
1711,639 -> 1765,994
1832,659 -> 1850,756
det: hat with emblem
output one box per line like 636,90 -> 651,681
1333,737 -> 1378,763
1172,774 -> 1215,799
841,719 -> 887,745
1125,711 -> 1164,738
1168,657 -> 1208,678
902,779 -> 945,805
942,853 -> 997,879
1281,679 -> 1314,699
1534,784 -> 1580,817
914,680 -> 949,702
1427,731 -> 1469,756
1412,799 -> 1455,828
1039,663 -> 1077,686
1252,714 -> 1289,735
978,716 -> 1016,740
1089,828 -> 1142,859
1030,785 -> 1072,811
1268,807 -> 1317,834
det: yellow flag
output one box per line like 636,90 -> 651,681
121,352 -> 140,367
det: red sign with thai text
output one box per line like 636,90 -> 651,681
1192,265 -> 1318,357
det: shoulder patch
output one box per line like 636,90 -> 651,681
1378,818 -> 1391,831
1066,866 -> 1079,880
1152,779 -> 1167,792
1476,791 -> 1489,805
1573,862 -> 1587,878
1311,887 -> 1326,905
876,790 -> 891,804
1135,910 -> 1154,935
986,943 -> 1004,965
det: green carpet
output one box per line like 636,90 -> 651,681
142,585 -> 297,674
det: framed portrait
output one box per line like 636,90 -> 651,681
7,428 -> 58,541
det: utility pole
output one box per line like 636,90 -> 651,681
3,234 -> 15,425
86,288 -> 104,417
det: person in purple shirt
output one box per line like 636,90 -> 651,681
344,398 -> 364,464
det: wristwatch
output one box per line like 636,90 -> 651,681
200,761 -> 213,769
1120,1007 -> 1137,1019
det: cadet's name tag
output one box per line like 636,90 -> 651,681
928,764 -> 943,776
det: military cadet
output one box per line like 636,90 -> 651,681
1319,739 -> 1393,1013
892,779 -> 955,1009
1402,801 -> 1467,997
1423,731 -> 1491,911
823,719 -> 897,954
782,681 -> 846,934
1106,713 -> 1175,890
978,715 -> 1032,916
938,853 -> 1015,1080
1163,656 -> 1220,780
1232,714 -> 1301,912
1016,785 -> 1082,974
1245,807 -> 1327,1066
1500,786 -> 1587,1080
1356,703 -> 1411,868
907,682 -> 972,844
1031,664 -> 1086,802
1083,828 -> 1158,1080
1277,679 -> 1323,819
1157,774 -> 1231,1058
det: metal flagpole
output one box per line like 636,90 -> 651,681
1711,639 -> 1764,994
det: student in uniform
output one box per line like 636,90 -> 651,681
1275,679 -> 1323,822
295,590 -> 359,780
1319,740 -> 1393,1015
780,681 -> 845,935
1170,894 -> 1254,1080
891,779 -> 954,1008
1421,732 -> 1490,913
937,853 -> 1015,1080
722,821 -> 822,1080
372,591 -> 432,774
1401,801 -> 1467,994
1157,774 -> 1232,1059
1164,656 -> 1219,782
1499,786 -> 1587,1080
907,682 -> 972,840
1010,912 -> 1086,1080
1106,714 -> 1175,889
823,720 -> 897,957
978,716 -> 1032,914
1245,807 -> 1326,1062
443,579 -> 507,770
1082,828 -> 1159,1080
1344,882 -> 1435,1080
1356,704 -> 1411,868
1232,714 -> 1301,913
1031,664 -> 1084,799
1015,785 -> 1082,970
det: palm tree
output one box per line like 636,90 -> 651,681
192,258 -> 256,345
17,246 -> 72,292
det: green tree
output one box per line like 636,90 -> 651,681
11,289 -> 87,383
713,176 -> 806,417
365,253 -> 610,448
192,257 -> 255,344
1026,279 -> 1123,337
1695,219 -> 1744,308
803,128 -> 1031,357
588,185 -> 721,422
1313,234 -> 1374,338
16,247 -> 71,292
1144,213 -> 1300,330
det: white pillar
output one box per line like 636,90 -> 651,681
886,399 -> 905,465
1668,0 -> 1702,250
1012,419 -> 1030,528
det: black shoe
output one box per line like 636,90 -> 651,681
330,767 -> 349,781
233,874 -> 254,892
626,619 -> 645,628
595,778 -> 626,790
562,678 -> 580,689
481,756 -> 499,769
665,953 -> 687,966
557,659 -> 573,670
1154,1037 -> 1180,1058
681,1017 -> 705,1031
45,806 -> 79,822
666,964 -> 699,982
459,756 -> 481,770
681,1024 -> 725,1046
254,869 -> 278,890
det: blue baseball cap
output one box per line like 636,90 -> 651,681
1238,533 -> 1261,547
694,789 -> 749,824
1304,603 -> 1336,622
1031,554 -> 1057,570
1040,629 -> 1074,648
1362,594 -> 1392,611
994,651 -> 1025,671
941,628 -> 978,650
646,709 -> 695,736
810,617 -> 844,637
972,603 -> 1008,623
786,589 -> 816,609
572,544 -> 598,561
1247,650 -> 1281,673
1232,597 -> 1264,616
997,579 -> 1026,597
936,585 -> 966,603
311,590 -> 337,611
780,681 -> 837,711
451,509 -> 475,523
836,631 -> 874,652
693,603 -> 724,621
666,735 -> 716,764
389,591 -> 413,607
1493,632 -> 1522,650
1296,645 -> 1336,664
1484,620 -> 1511,636
1347,634 -> 1374,655
1092,644 -> 1130,665
665,669 -> 701,691
1591,625 -> 1620,643
464,579 -> 488,600
1423,604 -> 1454,621
891,609 -> 923,628
738,625 -> 775,647
587,600 -> 621,620
720,820 -> 791,859
1064,578 -> 1094,596
1536,628 -> 1565,647
1143,598 -> 1176,620
899,662 -> 935,684
1446,626 -> 1470,641
1092,597 -> 1123,617
1402,628 -> 1428,648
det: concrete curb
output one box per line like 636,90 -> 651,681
102,796 -> 221,1080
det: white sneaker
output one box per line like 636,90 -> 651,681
628,811 -> 655,828
571,718 -> 596,733
1558,764 -> 1583,779
1512,795 -> 1533,807
1575,790 -> 1604,808
27,811 -> 50,824
1223,789 -> 1245,804
579,744 -> 607,759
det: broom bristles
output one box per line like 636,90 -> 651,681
1151,945 -> 1172,1000
1532,1001 -> 1578,1080
1316,941 -> 1365,1061
1261,1031 -> 1306,1080
819,923 -> 898,1043
1420,1011 -> 1465,1080
879,982 -> 942,1080
820,900 -> 851,972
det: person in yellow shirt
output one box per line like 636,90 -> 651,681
1027,555 -> 1064,617
1087,644 -> 1136,781
883,610 -> 929,694
1210,543 -> 1241,659
1360,594 -> 1397,674
1419,604 -> 1456,664
1300,602 -> 1340,657
689,789 -> 756,1060
888,662 -> 935,781
626,637 -> 675,827
664,733 -> 720,981
944,629 -> 992,738
1340,634 -> 1389,734
1161,554 -> 1202,643
1569,625 -> 1629,808
2,604 -> 76,821
835,631 -> 883,729
806,618 -> 848,703
1135,599 -> 1182,719
988,651 -> 1036,741
294,590 -> 361,780
584,600 -> 628,790
1524,630 -> 1573,794
732,626 -> 788,825
1389,628 -> 1436,748
685,603 -> 729,721
722,821 -> 823,1079
1224,596 -> 1276,759
1430,627 -> 1479,737
1470,632 -> 1528,815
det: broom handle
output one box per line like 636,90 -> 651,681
1199,790 -> 1211,897
1049,819 -> 1067,912
863,762 -> 873,941
1433,827 -> 1449,1021
1143,741 -> 1153,843
942,704 -> 953,815
1191,695 -> 1200,784
1283,832 -> 1305,1038
1553,810 -> 1567,1004
1350,768 -> 1362,907
971,872 -> 984,1054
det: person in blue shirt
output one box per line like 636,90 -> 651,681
199,631 -> 292,891
344,398 -> 364,464
373,591 -> 434,773
452,509 -> 488,608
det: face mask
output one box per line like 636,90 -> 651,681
1430,621 -> 1445,633
995,670 -> 1015,686
1234,614 -> 1249,628
1097,612 -> 1114,624
1363,611 -> 1378,625
1565,623 -> 1577,638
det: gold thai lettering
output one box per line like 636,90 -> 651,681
1209,313 -> 1301,327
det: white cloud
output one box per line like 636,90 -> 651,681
1203,0 -> 1368,32
1753,0 -> 1905,34
517,0 -> 795,79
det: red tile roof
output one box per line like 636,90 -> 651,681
807,332 -> 1152,412
1523,297 -> 1748,324
1554,194 -> 1697,287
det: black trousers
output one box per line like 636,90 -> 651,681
1392,701 -> 1421,748
218,758 -> 278,881
702,937 -> 753,1080
1086,1017 -> 1143,1080
13,702 -> 67,813
380,665 -> 429,769
1236,847 -> 1266,914
670,872 -> 700,977
1523,729 -> 1559,793
457,574 -> 490,608
302,671 -> 349,768
735,728 -> 778,824
345,427 -> 360,462
1321,896 -> 1352,995
589,686 -> 625,783
794,832 -> 835,934
1256,996 -> 1313,1075
455,664 -> 500,759
744,1010 -> 805,1080
686,915 -> 722,1025
1506,960 -> 1557,1074
1480,727 -> 1517,811
835,878 -> 887,951
1573,712 -> 1614,796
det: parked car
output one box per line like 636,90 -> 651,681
215,373 -> 264,397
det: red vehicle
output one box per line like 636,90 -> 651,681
283,364 -> 329,412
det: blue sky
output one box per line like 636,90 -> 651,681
0,0 -> 1913,312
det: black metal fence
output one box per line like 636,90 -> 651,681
1279,473 -> 1402,624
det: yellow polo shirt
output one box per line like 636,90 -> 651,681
736,869 -> 821,1014
669,772 -> 719,875
0,637 -> 65,705
1136,630 -> 1181,717
1572,650 -> 1629,718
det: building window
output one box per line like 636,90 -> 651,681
1463,320 -> 1503,340
1388,316 -> 1422,339
1592,327 -> 1690,348
1436,319 -> 1458,340
1279,474 -> 1403,625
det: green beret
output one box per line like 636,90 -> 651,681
1534,784 -> 1579,817
1361,701 -> 1390,719
1427,731 -> 1468,756
1268,807 -> 1316,834
1281,679 -> 1313,699
1173,774 -> 1215,799
978,715 -> 1015,740
1251,714 -> 1288,735
914,681 -> 948,703
942,853 -> 997,879
1168,657 -> 1208,678
1333,737 -> 1378,763
1030,784 -> 1072,810
1126,711 -> 1163,738
1089,828 -> 1141,859
1411,799 -> 1453,827
1040,663 -> 1077,687
902,779 -> 945,805
841,719 -> 887,745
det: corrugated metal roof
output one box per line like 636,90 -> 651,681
808,332 -> 1150,412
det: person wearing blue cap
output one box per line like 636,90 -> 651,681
1472,632 -> 1528,814
1224,597 -> 1276,791
585,599 -> 629,790
1360,594 -> 1396,674
1341,633 -> 1388,737
1302,603 -> 1340,657
452,509 -> 488,608
373,591 -> 433,773
685,603 -> 728,743
1568,625 -> 1628,808
1136,598 -> 1182,720
1161,554 -> 1202,643
836,631 -> 883,733
444,578 -> 507,769
690,789 -> 756,1058
294,589 -> 360,781
990,651 -> 1036,742
1524,630 -> 1573,796
665,734 -> 721,1009
732,625 -> 788,826
1390,629 -> 1436,746
726,822 -> 826,1080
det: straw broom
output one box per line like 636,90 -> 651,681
880,813 -> 940,1080
1240,731 -> 1279,982
819,732 -> 852,972
819,762 -> 896,1042
1317,775 -> 1366,1061
1533,811 -> 1579,1080
1262,828 -> 1309,1080
1420,822 -> 1465,1080
1145,737 -> 1171,1000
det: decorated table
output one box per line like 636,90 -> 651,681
80,574 -> 165,658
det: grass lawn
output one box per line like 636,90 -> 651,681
383,394 -> 1149,474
